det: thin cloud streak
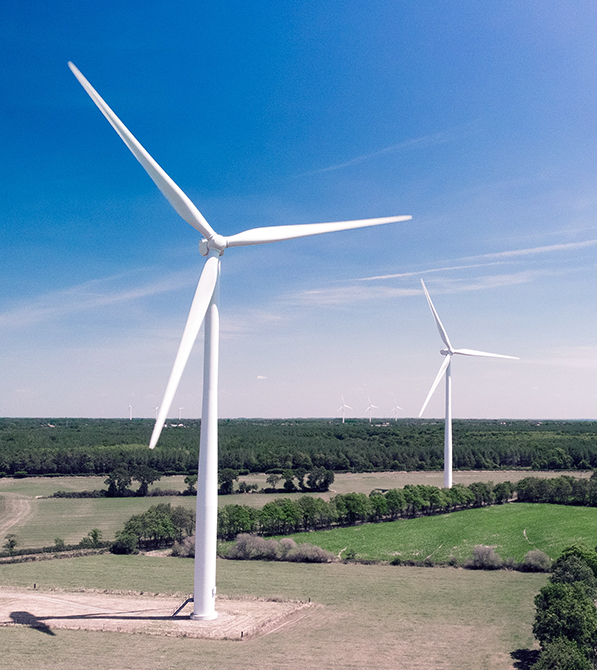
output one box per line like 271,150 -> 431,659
296,132 -> 452,177
0,270 -> 196,329
292,271 -> 539,307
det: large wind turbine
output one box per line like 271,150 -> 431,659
418,279 -> 517,489
69,62 -> 411,621
337,396 -> 352,423
391,398 -> 403,421
365,397 -> 379,422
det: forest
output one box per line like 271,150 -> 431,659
1,417 -> 597,477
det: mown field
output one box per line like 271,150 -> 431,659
0,554 -> 546,670
280,502 -> 597,563
0,470 -> 590,548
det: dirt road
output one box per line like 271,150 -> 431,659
0,493 -> 32,537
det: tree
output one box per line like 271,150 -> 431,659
132,465 -> 161,496
282,469 -> 296,492
218,468 -> 239,495
266,473 -> 280,491
3,533 -> 17,555
550,555 -> 597,600
183,474 -> 197,496
104,466 -> 132,497
530,638 -> 594,670
54,538 -> 66,551
533,582 -> 597,652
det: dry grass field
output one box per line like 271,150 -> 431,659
0,554 -> 546,670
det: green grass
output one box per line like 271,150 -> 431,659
0,554 -> 546,670
282,503 -> 597,563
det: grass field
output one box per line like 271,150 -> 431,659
281,503 -> 597,563
0,554 -> 546,670
0,470 -> 591,548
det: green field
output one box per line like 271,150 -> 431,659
0,554 -> 546,670
281,503 -> 597,563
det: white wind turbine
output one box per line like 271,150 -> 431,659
337,396 -> 352,423
69,62 -> 411,621
365,397 -> 379,422
418,279 -> 518,489
391,398 -> 403,421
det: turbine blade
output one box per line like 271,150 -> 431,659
68,62 -> 217,240
419,355 -> 450,417
149,255 -> 219,449
345,404 -> 353,410
420,279 -> 452,351
453,348 -> 519,360
225,215 -> 411,248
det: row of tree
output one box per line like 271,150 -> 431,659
216,481 -> 510,540
515,473 -> 597,506
3,418 -> 597,477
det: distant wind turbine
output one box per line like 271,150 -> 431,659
128,405 -> 133,421
337,396 -> 352,423
391,399 -> 403,421
365,397 -> 379,423
69,62 -> 411,621
178,407 -> 184,421
418,279 -> 518,488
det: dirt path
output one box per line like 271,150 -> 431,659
0,493 -> 33,537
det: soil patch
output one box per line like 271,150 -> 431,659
0,587 -> 314,639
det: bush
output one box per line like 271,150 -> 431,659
171,536 -> 195,558
110,531 -> 139,555
464,545 -> 504,570
222,533 -> 334,563
530,638 -> 594,670
520,550 -> 552,573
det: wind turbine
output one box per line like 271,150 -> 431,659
69,62 -> 411,621
391,398 -> 403,421
418,279 -> 518,489
365,397 -> 379,422
337,396 -> 352,423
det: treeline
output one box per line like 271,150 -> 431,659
2,418 -> 597,477
516,474 -> 597,506
217,481 -> 510,540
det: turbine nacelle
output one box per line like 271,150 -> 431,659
199,235 -> 228,257
440,348 -> 451,356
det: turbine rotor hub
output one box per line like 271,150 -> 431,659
440,348 -> 451,356
199,235 -> 227,257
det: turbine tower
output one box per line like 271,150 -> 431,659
365,397 -> 379,423
69,62 -> 411,621
418,279 -> 518,489
337,396 -> 352,423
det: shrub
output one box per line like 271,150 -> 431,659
171,536 -> 195,558
222,533 -> 334,563
520,550 -> 552,573
464,545 -> 504,570
110,531 -> 139,555
285,542 -> 335,563
530,638 -> 594,670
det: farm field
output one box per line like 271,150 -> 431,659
0,554 -> 546,670
280,502 -> 597,563
0,470 -> 591,548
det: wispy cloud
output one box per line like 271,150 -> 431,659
461,239 -> 597,262
296,132 -> 453,177
0,269 -> 195,329
291,271 -> 539,307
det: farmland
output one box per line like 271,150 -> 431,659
0,555 -> 546,670
0,470 -> 590,548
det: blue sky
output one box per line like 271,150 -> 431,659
2,1 -> 597,420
